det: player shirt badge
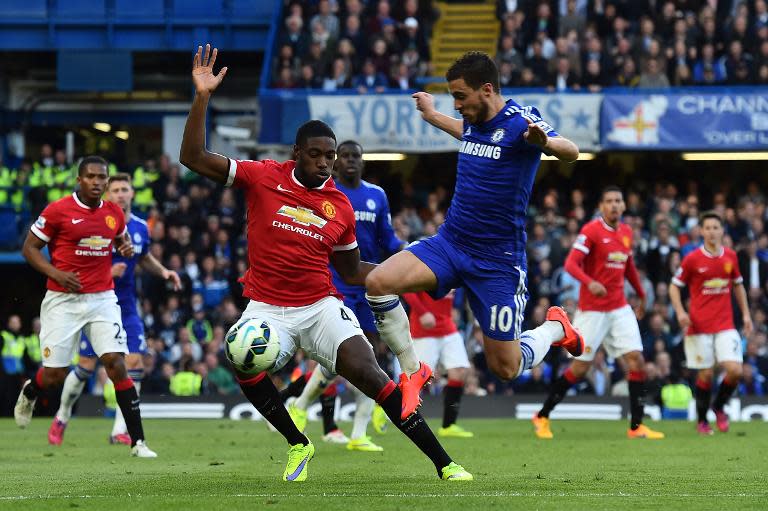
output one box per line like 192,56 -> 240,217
105,215 -> 117,229
34,216 -> 46,229
724,261 -> 733,274
43,347 -> 51,359
321,200 -> 336,219
622,236 -> 631,248
491,128 -> 505,143
366,199 -> 376,210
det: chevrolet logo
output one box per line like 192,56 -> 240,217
703,278 -> 729,288
277,205 -> 327,228
77,236 -> 111,250
607,251 -> 629,262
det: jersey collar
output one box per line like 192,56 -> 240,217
72,192 -> 103,209
472,99 -> 515,131
700,245 -> 724,258
599,216 -> 617,232
291,167 -> 331,190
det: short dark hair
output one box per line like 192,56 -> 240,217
338,140 -> 363,153
600,185 -> 623,201
295,120 -> 336,147
446,51 -> 500,93
108,173 -> 132,187
700,210 -> 724,226
78,155 -> 108,176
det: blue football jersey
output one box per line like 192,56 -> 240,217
113,213 -> 150,313
442,99 -> 557,265
332,179 -> 403,292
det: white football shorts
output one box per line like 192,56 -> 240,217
684,329 -> 742,369
573,304 -> 643,362
238,296 -> 366,374
39,290 -> 127,367
413,331 -> 470,372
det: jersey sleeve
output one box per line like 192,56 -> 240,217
30,203 -> 60,243
376,191 -> 404,254
226,158 -> 268,189
528,106 -> 559,138
333,207 -> 358,252
572,225 -> 595,255
671,255 -> 691,287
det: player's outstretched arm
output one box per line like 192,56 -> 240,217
179,43 -> 230,184
331,248 -> 378,287
412,92 -> 464,140
523,119 -> 579,162
22,232 -> 81,292
140,252 -> 182,290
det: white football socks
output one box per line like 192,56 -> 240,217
517,320 -> 565,377
349,385 -> 375,440
365,294 -> 420,375
294,368 -> 331,411
55,366 -> 91,422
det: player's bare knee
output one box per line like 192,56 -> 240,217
697,367 -> 714,381
365,269 -> 393,296
46,367 -> 69,386
725,364 -> 743,381
624,351 -> 645,370
78,356 -> 98,372
489,359 -> 519,382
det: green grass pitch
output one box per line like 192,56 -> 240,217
1,417 -> 766,510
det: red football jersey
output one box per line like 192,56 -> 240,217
571,217 -> 635,312
227,158 -> 357,307
31,193 -> 127,293
403,291 -> 458,339
672,246 -> 742,334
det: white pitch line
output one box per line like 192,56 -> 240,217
1,492 -> 766,500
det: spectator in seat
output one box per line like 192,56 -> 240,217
279,15 -> 309,58
547,56 -> 580,91
354,58 -> 388,93
638,57 -> 671,88
323,57 -> 352,90
390,62 -> 415,90
693,43 -> 726,84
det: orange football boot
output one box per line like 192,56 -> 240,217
546,306 -> 585,357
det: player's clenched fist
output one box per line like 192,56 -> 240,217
412,92 -> 435,116
676,311 -> 691,330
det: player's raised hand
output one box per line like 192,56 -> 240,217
192,43 -> 228,95
634,296 -> 647,320
523,118 -> 549,148
676,311 -> 691,330
111,262 -> 128,278
587,280 -> 607,297
53,269 -> 81,293
163,269 -> 183,291
412,92 -> 435,117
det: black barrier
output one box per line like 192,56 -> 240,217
73,394 -> 768,423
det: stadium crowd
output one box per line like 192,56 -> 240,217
270,0 -> 768,90
2,146 -> 768,413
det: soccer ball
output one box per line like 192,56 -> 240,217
224,318 -> 280,374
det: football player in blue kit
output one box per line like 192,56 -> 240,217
364,51 -> 585,417
286,140 -> 404,449
48,173 -> 181,448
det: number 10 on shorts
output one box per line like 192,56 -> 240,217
489,305 -> 514,333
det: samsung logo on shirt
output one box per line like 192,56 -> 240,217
354,211 -> 377,222
459,141 -> 501,160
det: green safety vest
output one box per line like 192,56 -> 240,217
24,334 -> 41,363
103,380 -> 117,410
170,371 -> 202,396
47,165 -> 76,203
0,167 -> 13,205
2,330 -> 26,374
28,163 -> 48,188
661,383 -> 693,410
132,166 -> 159,210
